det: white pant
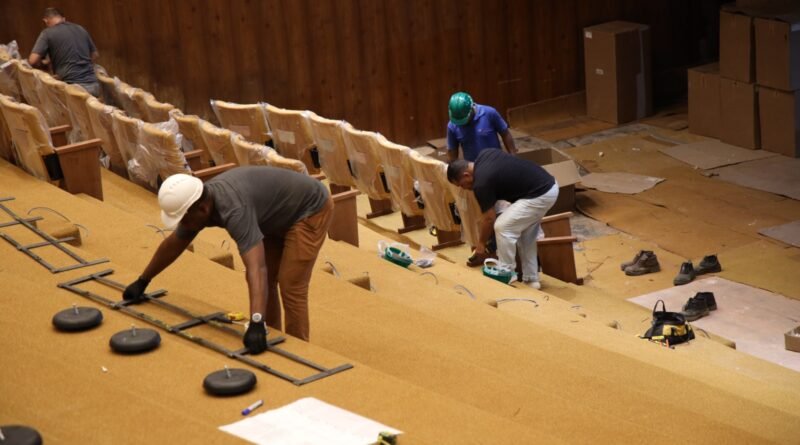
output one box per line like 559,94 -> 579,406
494,182 -> 559,282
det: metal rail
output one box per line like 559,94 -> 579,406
58,269 -> 353,386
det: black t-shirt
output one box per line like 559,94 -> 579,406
472,149 -> 556,213
31,22 -> 97,84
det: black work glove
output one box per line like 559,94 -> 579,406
123,276 -> 150,301
243,321 -> 268,354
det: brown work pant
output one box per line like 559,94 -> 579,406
262,196 -> 333,341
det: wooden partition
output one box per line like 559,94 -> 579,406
0,0 -> 723,145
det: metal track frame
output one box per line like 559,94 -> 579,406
58,269 -> 353,386
0,197 -> 108,273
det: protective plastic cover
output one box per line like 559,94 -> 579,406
86,97 -> 127,177
64,83 -> 94,140
0,60 -> 21,100
374,134 -> 423,218
134,119 -> 189,189
110,111 -> 141,169
0,40 -> 21,61
265,147 -> 308,175
113,78 -> 144,119
210,99 -> 271,145
407,150 -> 460,232
341,123 -> 391,200
198,120 -> 238,166
262,104 -> 316,172
136,90 -> 175,123
172,110 -> 212,169
15,63 -> 48,115
35,71 -> 74,137
231,133 -> 270,166
307,112 -> 354,187
0,94 -> 55,180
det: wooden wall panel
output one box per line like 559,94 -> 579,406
0,0 -> 723,145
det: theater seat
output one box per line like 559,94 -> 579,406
210,99 -> 271,146
306,112 -> 356,192
373,134 -> 426,234
262,104 -> 318,174
171,110 -> 213,170
341,123 -> 394,218
85,97 -> 127,177
406,150 -> 463,250
198,120 -> 238,167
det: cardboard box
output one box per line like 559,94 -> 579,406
720,9 -> 755,83
759,86 -> 800,157
583,21 -> 652,124
755,15 -> 800,91
688,63 -> 722,138
785,326 -> 800,352
516,148 -> 581,215
720,78 -> 760,149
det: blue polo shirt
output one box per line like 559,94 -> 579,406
446,104 -> 509,162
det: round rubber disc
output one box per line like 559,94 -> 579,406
0,425 -> 43,445
52,306 -> 103,332
109,328 -> 161,354
203,368 -> 257,396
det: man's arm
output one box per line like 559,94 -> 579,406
475,207 -> 497,254
500,130 -> 517,155
240,241 -> 268,318
140,232 -> 193,281
28,52 -> 43,68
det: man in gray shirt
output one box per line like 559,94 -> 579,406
28,7 -> 100,97
123,167 -> 333,352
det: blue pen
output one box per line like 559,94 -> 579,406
242,399 -> 264,416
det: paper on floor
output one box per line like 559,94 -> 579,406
759,220 -> 800,248
659,140 -> 776,170
579,172 -> 664,194
219,397 -> 402,445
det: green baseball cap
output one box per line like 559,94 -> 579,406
448,92 -> 473,126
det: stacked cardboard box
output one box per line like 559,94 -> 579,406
719,7 -> 760,149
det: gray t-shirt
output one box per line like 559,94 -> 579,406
31,22 -> 97,84
177,166 -> 329,254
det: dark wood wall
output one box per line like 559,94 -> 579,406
0,0 -> 722,146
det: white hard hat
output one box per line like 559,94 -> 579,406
158,174 -> 203,229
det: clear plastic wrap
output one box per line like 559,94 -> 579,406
171,110 -> 212,168
341,123 -> 391,200
135,90 -> 175,123
198,120 -> 238,166
113,77 -> 143,119
64,83 -> 94,139
374,133 -> 424,218
34,71 -> 73,134
407,150 -> 460,233
210,99 -> 271,145
306,111 -> 355,187
265,147 -> 308,175
0,94 -> 55,181
132,118 -> 189,189
94,66 -> 118,107
86,97 -> 127,176
0,40 -> 21,61
231,133 -> 270,166
0,60 -> 21,100
110,111 -> 142,180
262,104 -> 317,172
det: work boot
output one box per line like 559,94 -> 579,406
623,251 -> 660,276
621,250 -> 652,271
693,291 -> 717,311
673,261 -> 696,286
682,294 -> 710,321
695,254 -> 722,275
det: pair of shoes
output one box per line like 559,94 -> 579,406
681,292 -> 717,321
622,250 -> 660,276
673,255 -> 722,285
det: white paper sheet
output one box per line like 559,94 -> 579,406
219,397 -> 402,445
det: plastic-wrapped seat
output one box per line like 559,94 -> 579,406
94,67 -> 118,106
373,134 -> 426,234
64,84 -> 94,139
262,104 -> 318,173
171,110 -> 212,169
110,110 -> 141,178
306,112 -> 355,192
406,150 -> 463,250
198,120 -> 238,167
134,90 -> 175,123
113,78 -> 144,119
232,132 -> 308,174
85,97 -> 127,177
15,63 -> 48,115
210,99 -> 271,145
0,59 -> 22,101
341,123 -> 394,218
0,93 -> 103,199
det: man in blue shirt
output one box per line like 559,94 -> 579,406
446,91 -> 517,162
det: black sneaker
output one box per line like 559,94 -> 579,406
696,255 -> 722,275
693,291 -> 717,311
673,261 -> 696,286
624,251 -> 660,276
621,250 -> 649,271
682,295 -> 710,321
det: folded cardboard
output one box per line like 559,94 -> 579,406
759,86 -> 800,157
720,9 -> 755,83
755,15 -> 800,91
720,78 -> 760,149
517,147 -> 581,215
688,63 -> 722,138
786,326 -> 800,352
583,21 -> 652,124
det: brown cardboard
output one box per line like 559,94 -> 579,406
737,0 -> 798,14
720,78 -> 760,149
786,326 -> 800,352
755,15 -> 800,91
517,147 -> 581,214
720,10 -> 754,83
688,63 -> 722,138
584,21 -> 652,124
759,86 -> 800,157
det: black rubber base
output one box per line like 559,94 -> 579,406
203,368 -> 257,396
109,328 -> 161,354
0,425 -> 43,445
52,306 -> 103,332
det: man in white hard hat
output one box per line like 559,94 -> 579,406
123,166 -> 333,352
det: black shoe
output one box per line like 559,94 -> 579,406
682,294 -> 710,321
624,251 -> 660,276
673,261 -> 695,286
696,254 -> 722,275
621,250 -> 651,271
693,291 -> 717,311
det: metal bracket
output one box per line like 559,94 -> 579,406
58,269 -> 353,386
0,197 -> 108,273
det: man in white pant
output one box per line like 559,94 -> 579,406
447,150 -> 559,289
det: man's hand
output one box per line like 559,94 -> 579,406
244,321 -> 268,354
122,276 -> 150,301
